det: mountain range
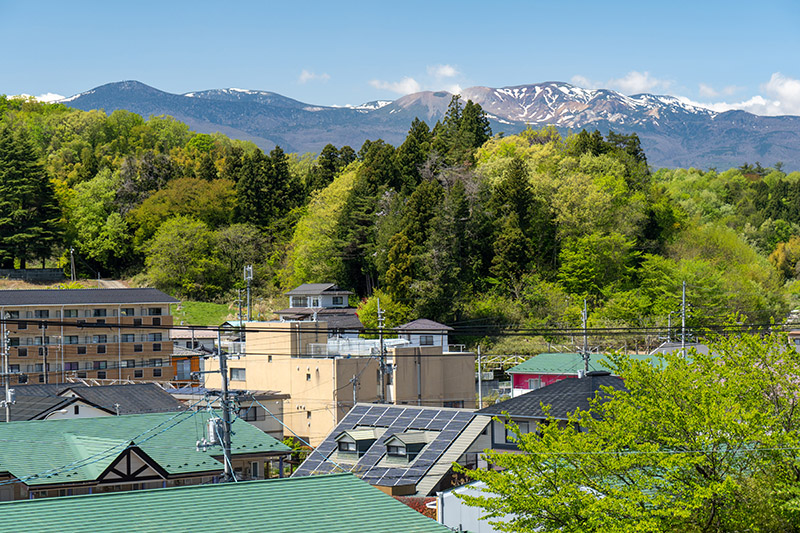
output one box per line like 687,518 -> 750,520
58,80 -> 800,170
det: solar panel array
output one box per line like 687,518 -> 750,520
293,404 -> 477,488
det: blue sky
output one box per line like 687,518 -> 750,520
3,0 -> 800,115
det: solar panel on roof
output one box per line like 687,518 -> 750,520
433,410 -> 457,420
425,419 -> 448,430
350,405 -> 370,415
453,412 -> 473,422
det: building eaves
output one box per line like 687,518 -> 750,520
0,288 -> 179,307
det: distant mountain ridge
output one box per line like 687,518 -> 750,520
57,80 -> 800,169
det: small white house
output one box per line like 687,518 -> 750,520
395,319 -> 453,349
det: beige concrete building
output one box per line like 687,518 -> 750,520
205,321 -> 476,446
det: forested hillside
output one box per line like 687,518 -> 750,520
1,95 -> 798,349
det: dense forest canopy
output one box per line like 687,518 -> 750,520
1,94 -> 797,349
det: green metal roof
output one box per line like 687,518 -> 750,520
0,473 -> 449,532
0,411 -> 290,486
507,353 -> 657,375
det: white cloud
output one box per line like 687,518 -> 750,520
699,83 -> 718,98
369,77 -> 422,95
571,71 -> 672,94
570,75 -> 599,89
427,64 -> 459,79
681,73 -> 800,117
607,71 -> 672,94
298,70 -> 330,84
37,92 -> 65,102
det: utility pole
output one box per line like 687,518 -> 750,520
377,298 -> 385,403
667,312 -> 673,343
477,345 -> 482,409
216,328 -> 235,482
69,248 -> 76,282
41,322 -> 48,384
352,374 -> 358,407
581,299 -> 589,374
1,317 -> 16,423
681,281 -> 686,357
244,265 -> 253,321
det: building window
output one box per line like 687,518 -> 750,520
153,343 -> 162,352
123,359 -> 135,368
93,361 -> 107,370
92,335 -> 107,344
505,421 -> 530,443
149,358 -> 163,367
63,309 -> 78,318
420,335 -> 434,346
17,321 -> 27,330
16,347 -> 26,357
9,364 -> 19,373
134,344 -> 143,353
77,346 -> 87,355
238,407 -> 258,421
268,355 -> 273,362
250,461 -> 259,479
97,371 -> 106,379
443,400 -> 464,408
134,369 -> 143,378
338,441 -> 356,453
230,368 -> 246,381
120,308 -> 134,317
290,296 -> 308,308
121,334 -> 134,343
306,411 -> 311,419
65,362 -> 79,371
96,345 -> 106,354
95,319 -> 106,325
332,296 -> 343,306
133,318 -> 142,326
148,333 -> 162,342
152,368 -> 162,378
148,308 -> 162,316
34,310 -> 49,319
310,297 -> 320,307
8,337 -> 19,347
528,378 -> 542,390
306,373 -> 311,381
387,445 -> 406,457
65,335 -> 78,344
152,317 -> 161,326
6,311 -> 19,319
92,309 -> 107,317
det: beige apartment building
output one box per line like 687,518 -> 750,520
0,288 -> 178,384
205,321 -> 475,446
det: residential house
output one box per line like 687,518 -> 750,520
293,403 -> 492,496
477,370 -> 626,451
507,352 -> 652,397
395,319 -> 453,350
0,473 -> 451,532
275,283 -> 364,336
0,288 -> 178,384
5,383 -> 185,421
170,327 -> 216,381
170,386 -> 288,440
0,411 -> 291,501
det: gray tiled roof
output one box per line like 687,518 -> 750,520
284,283 -> 352,296
478,372 -> 626,420
9,383 -> 185,416
274,308 -> 364,330
395,318 -> 453,332
0,288 -> 178,306
7,396 -> 73,421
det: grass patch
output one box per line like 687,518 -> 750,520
172,301 -> 234,327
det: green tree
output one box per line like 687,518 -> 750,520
558,232 -> 637,299
0,125 -> 62,268
459,333 -> 800,532
144,216 -> 225,299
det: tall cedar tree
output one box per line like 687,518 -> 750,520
0,125 -> 62,268
432,95 -> 491,166
394,118 -> 432,192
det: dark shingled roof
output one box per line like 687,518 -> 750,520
477,371 -> 626,420
9,383 -> 185,416
274,307 -> 364,330
0,288 -> 178,306
284,283 -> 352,296
6,396 -> 74,421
